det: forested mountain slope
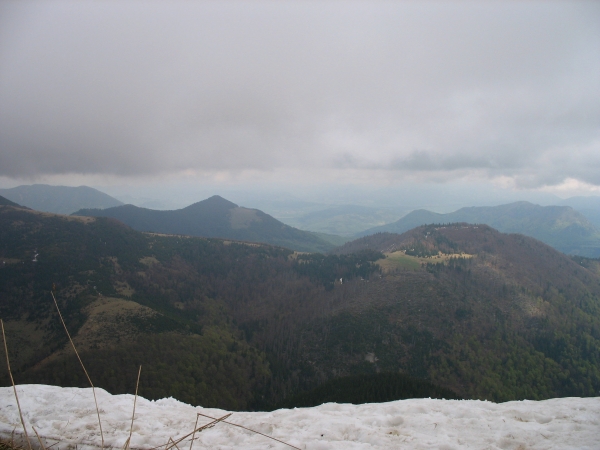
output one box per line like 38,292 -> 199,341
1,205 -> 599,410
0,184 -> 123,214
358,201 -> 600,257
74,195 -> 335,253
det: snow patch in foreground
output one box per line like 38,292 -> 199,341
0,385 -> 599,450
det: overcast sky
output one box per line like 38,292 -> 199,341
1,1 -> 599,199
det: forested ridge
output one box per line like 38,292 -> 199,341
357,201 -> 600,258
1,205 -> 599,410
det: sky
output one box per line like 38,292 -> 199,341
1,1 -> 600,207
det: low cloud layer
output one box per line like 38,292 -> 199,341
1,1 -> 599,188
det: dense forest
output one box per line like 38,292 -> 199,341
1,205 -> 599,410
276,372 -> 461,408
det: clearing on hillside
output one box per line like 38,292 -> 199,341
376,250 -> 473,273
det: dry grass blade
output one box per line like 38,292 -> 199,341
167,438 -> 180,450
1,319 -> 32,450
196,412 -> 301,450
0,440 -> 24,450
30,427 -> 46,450
188,414 -> 199,450
156,414 -> 232,450
50,291 -> 104,449
124,366 -> 142,450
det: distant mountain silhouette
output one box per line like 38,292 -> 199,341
357,201 -> 600,257
74,195 -> 336,252
0,195 -> 25,208
0,184 -> 123,215
560,196 -> 600,229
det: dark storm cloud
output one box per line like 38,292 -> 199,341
0,1 -> 599,187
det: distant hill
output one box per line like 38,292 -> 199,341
0,184 -> 124,215
560,196 -> 600,229
0,195 -> 24,208
358,201 -> 600,257
74,195 -> 336,253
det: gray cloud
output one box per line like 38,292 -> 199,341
1,1 -> 599,188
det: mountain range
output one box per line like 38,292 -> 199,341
1,201 -> 599,410
358,201 -> 600,257
0,184 -> 124,214
4,184 -> 600,257
74,195 -> 337,253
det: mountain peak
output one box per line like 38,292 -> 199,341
74,194 -> 334,252
183,195 -> 238,211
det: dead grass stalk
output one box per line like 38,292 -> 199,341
160,414 -> 231,450
50,291 -> 104,449
195,412 -> 301,450
188,415 -> 199,450
30,427 -> 46,450
123,366 -> 142,450
1,319 -> 32,450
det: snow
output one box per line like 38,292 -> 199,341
1,385 -> 599,450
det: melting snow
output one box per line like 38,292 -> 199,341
0,385 -> 599,449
